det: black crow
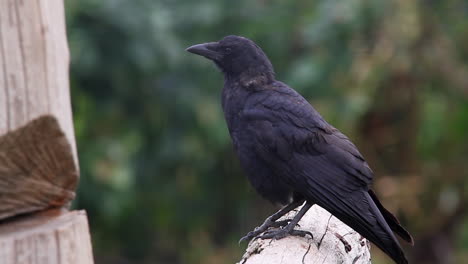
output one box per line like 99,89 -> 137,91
187,35 -> 413,264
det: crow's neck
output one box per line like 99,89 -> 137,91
224,67 -> 275,88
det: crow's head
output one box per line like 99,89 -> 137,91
186,35 -> 274,81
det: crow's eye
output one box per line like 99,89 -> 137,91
224,47 -> 232,53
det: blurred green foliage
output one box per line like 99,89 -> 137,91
67,0 -> 468,263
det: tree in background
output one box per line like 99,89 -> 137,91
66,0 -> 468,263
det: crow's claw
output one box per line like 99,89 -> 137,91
239,231 -> 256,244
239,218 -> 293,244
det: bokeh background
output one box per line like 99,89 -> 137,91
66,0 -> 468,263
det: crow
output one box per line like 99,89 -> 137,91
187,35 -> 413,264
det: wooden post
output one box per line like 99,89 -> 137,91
0,0 -> 93,263
238,205 -> 371,264
0,210 -> 93,264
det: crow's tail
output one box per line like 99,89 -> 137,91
368,190 -> 414,245
363,191 -> 410,264
314,188 -> 412,264
305,183 -> 412,263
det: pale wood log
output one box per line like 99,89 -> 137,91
0,209 -> 94,264
238,205 -> 371,264
0,0 -> 79,220
0,0 -> 76,162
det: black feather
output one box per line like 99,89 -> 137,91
369,189 -> 415,245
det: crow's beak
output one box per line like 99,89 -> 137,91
186,42 -> 222,61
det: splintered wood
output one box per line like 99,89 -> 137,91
0,210 -> 93,264
0,116 -> 77,220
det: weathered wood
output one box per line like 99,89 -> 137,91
238,205 -> 371,264
0,0 -> 92,262
0,0 -> 77,163
0,0 -> 79,220
0,209 -> 94,264
0,116 -> 77,220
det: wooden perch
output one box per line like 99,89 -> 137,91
0,209 -> 93,264
238,205 -> 371,264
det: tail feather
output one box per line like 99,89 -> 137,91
304,178 -> 411,263
364,191 -> 408,264
309,185 -> 409,264
368,190 -> 414,245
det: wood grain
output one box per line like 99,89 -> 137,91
0,209 -> 94,264
0,0 -> 77,165
0,0 -> 79,220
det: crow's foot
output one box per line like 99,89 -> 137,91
239,218 -> 292,244
252,202 -> 314,242
238,200 -> 309,244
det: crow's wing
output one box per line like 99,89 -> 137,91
243,83 -> 373,189
243,83 -> 407,263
